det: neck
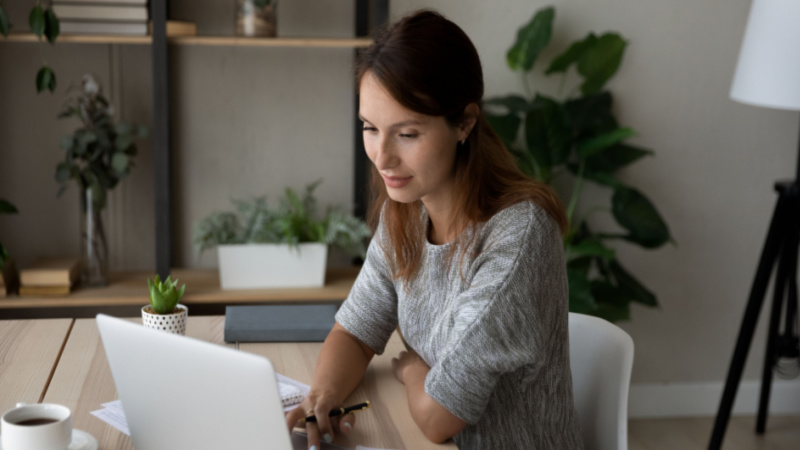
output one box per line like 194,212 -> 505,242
424,200 -> 457,245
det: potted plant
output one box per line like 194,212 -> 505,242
0,198 -> 19,295
56,74 -> 149,286
485,6 -> 673,322
143,274 -> 188,335
194,180 -> 371,289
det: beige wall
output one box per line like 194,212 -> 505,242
1,0 -> 798,387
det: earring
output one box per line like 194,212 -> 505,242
460,138 -> 467,146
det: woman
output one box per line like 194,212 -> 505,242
286,10 -> 583,449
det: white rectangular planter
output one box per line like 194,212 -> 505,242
217,243 -> 328,289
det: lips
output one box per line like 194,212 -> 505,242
382,174 -> 412,189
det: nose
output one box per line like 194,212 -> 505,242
372,138 -> 399,171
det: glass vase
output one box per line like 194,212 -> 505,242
81,187 -> 109,287
235,0 -> 277,37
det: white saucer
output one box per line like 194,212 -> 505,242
0,428 -> 98,450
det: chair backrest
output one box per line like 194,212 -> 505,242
568,312 -> 634,450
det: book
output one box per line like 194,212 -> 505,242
275,373 -> 310,408
60,21 -> 148,35
60,20 -> 197,37
52,5 -> 148,21
149,20 -> 197,37
224,304 -> 338,343
19,257 -> 80,287
19,285 -> 73,296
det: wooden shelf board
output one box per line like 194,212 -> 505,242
2,34 -> 372,48
172,36 -> 373,47
3,33 -> 151,44
0,266 -> 359,309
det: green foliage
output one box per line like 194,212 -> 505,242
0,2 -> 60,92
485,6 -> 673,322
56,74 -> 149,211
147,274 -> 186,315
194,181 -> 371,259
0,5 -> 11,37
0,198 -> 18,270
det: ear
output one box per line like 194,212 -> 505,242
459,103 -> 480,141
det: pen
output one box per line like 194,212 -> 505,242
299,401 -> 371,424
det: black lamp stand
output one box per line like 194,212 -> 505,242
709,126 -> 800,449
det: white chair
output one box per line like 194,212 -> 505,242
568,312 -> 635,450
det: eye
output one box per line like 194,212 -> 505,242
399,133 -> 418,139
362,126 -> 377,132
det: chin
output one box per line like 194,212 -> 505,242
386,189 -> 420,204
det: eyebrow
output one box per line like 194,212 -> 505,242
358,114 -> 424,129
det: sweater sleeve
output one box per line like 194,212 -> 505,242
334,220 -> 398,355
424,203 -> 568,424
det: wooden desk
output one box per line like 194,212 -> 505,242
0,319 -> 73,414
1,317 -> 454,449
0,267 -> 359,319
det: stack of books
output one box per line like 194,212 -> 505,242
1,259 -> 20,297
53,0 -> 150,36
19,258 -> 81,297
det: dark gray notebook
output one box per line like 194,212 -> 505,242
224,304 -> 339,343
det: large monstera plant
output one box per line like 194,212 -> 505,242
485,6 -> 673,322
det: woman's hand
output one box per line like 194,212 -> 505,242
285,393 -> 357,450
391,349 -> 427,385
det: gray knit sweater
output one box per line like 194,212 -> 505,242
335,201 -> 583,449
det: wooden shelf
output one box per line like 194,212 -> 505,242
0,266 -> 359,309
173,36 -> 372,47
3,33 -> 151,44
2,33 -> 372,47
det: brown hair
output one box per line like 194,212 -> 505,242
357,10 -> 568,282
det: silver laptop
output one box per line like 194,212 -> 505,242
96,314 -> 293,450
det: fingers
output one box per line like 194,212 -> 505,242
285,405 -> 306,431
339,412 -> 356,435
306,420 -> 320,450
311,403 -> 336,447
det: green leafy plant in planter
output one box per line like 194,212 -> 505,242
147,275 -> 186,314
194,180 -> 371,259
485,6 -> 673,322
143,275 -> 188,335
0,1 -> 61,92
0,198 -> 18,270
56,74 -> 149,285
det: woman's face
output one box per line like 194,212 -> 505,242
359,71 -> 467,208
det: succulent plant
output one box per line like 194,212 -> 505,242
147,275 -> 186,314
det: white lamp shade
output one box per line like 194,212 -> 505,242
730,0 -> 800,111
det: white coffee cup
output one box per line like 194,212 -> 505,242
1,403 -> 72,450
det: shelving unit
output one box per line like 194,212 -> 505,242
0,1 -> 388,316
4,33 -> 373,48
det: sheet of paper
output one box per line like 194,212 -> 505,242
90,404 -> 130,436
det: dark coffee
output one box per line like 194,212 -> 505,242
14,418 -> 59,426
